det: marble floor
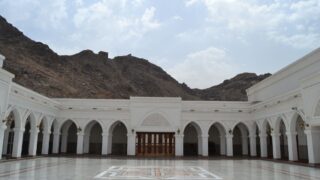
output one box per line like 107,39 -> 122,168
0,157 -> 319,180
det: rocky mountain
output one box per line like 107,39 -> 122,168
194,73 -> 271,101
0,16 -> 270,101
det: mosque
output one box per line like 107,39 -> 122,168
0,48 -> 320,165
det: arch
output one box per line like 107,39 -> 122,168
36,116 -> 51,155
252,122 -> 261,157
23,111 -> 37,129
232,122 -> 250,156
182,121 -> 203,135
108,121 -> 128,155
84,120 -> 104,134
295,115 -> 309,162
208,122 -> 227,156
60,119 -> 78,154
183,122 -> 202,156
288,112 -> 307,132
83,120 -> 103,154
141,113 -> 170,127
278,119 -> 289,160
261,120 -> 273,158
48,119 -> 59,154
2,111 -> 16,158
5,108 -> 22,128
108,120 -> 128,134
21,116 -> 32,156
274,116 -> 289,134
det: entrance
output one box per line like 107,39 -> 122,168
136,132 -> 175,157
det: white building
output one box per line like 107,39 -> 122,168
0,48 -> 320,164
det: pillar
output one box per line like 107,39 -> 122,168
127,133 -> 135,156
271,133 -> 281,159
249,135 -> 257,156
102,133 -> 109,155
28,128 -> 39,156
0,125 -> 7,159
220,136 -> 226,155
242,136 -> 249,155
12,128 -> 24,158
83,135 -> 90,154
60,133 -> 68,153
198,136 -> 202,155
286,131 -> 298,161
52,132 -> 60,154
41,132 -> 50,155
76,132 -> 84,155
107,135 -> 112,154
201,135 -> 208,156
175,134 -> 184,156
260,133 -> 267,158
226,134 -> 233,157
305,128 -> 320,164
2,128 -> 9,155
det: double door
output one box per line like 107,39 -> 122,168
136,132 -> 175,156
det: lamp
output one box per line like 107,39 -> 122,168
228,129 -> 232,134
177,129 -> 180,134
77,127 -> 82,132
131,129 -> 135,133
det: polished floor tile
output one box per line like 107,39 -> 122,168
0,157 -> 319,180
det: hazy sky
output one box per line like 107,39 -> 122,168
1,0 -> 319,88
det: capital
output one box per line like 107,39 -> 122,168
13,127 -> 25,133
271,133 -> 280,137
77,132 -> 84,136
226,134 -> 233,138
285,131 -> 297,136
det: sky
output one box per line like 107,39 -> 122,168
0,0 -> 320,89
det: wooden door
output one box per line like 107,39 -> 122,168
136,132 -> 175,157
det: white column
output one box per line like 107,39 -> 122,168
2,129 -> 9,155
305,128 -> 320,164
28,128 -> 39,156
127,133 -> 135,156
83,135 -> 90,154
12,128 -> 24,158
102,133 -> 109,155
198,136 -> 202,155
226,134 -> 233,157
201,135 -> 209,156
249,135 -> 257,156
220,136 -> 226,155
52,132 -> 60,154
0,125 -> 7,159
286,132 -> 298,161
60,133 -> 68,153
76,133 -> 84,155
41,132 -> 50,155
271,133 -> 281,159
175,134 -> 184,156
107,135 -> 112,154
260,133 -> 267,158
242,136 -> 249,155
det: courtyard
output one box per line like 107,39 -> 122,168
0,157 -> 319,180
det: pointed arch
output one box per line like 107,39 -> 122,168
208,122 -> 227,156
60,119 -> 78,154
108,120 -> 128,155
83,120 -> 103,154
232,122 -> 250,156
183,121 -> 202,156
